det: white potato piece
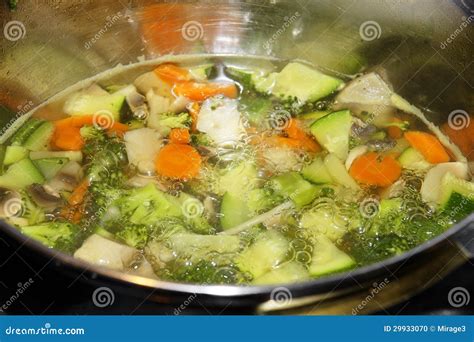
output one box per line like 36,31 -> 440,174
197,97 -> 244,145
124,128 -> 162,167
74,234 -> 139,271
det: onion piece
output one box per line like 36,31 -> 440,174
345,145 -> 368,170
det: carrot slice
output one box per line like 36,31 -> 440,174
155,143 -> 202,180
442,118 -> 474,160
60,204 -> 84,223
350,152 -> 402,187
169,128 -> 190,144
51,115 -> 128,151
68,179 -> 90,206
387,118 -> 404,139
53,128 -> 83,151
173,81 -> 238,101
187,102 -> 200,132
284,119 -> 321,153
154,63 -> 192,84
404,131 -> 450,164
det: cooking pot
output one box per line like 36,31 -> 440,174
0,0 -> 473,314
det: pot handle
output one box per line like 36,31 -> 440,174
451,214 -> 474,258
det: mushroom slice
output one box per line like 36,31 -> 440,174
27,184 -> 63,209
47,161 -> 84,192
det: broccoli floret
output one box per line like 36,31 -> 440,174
18,190 -> 45,225
79,125 -> 105,141
82,132 -> 128,185
169,260 -> 246,284
149,112 -> 191,136
115,223 -> 152,248
21,222 -> 80,253
191,133 -> 214,146
187,215 -> 216,235
342,197 -> 449,265
153,217 -> 189,239
114,183 -> 182,225
341,232 -> 411,265
85,182 -> 124,226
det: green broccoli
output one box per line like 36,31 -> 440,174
342,199 -> 449,265
79,125 -> 105,141
113,183 -> 182,225
21,222 -> 80,253
187,215 -> 216,235
150,217 -> 189,241
148,112 -> 191,136
83,181 -> 124,230
115,223 -> 152,248
18,190 -> 45,225
191,133 -> 214,146
169,260 -> 247,284
82,131 -> 128,185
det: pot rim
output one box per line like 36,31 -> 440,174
1,212 -> 472,298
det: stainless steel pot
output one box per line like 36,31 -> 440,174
0,0 -> 473,314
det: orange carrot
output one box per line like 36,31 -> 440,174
169,128 -> 190,144
259,135 -> 314,152
51,115 -> 128,151
187,102 -> 200,132
68,179 -> 90,206
387,118 -> 404,139
173,81 -> 238,101
60,205 -> 84,223
404,131 -> 450,164
284,119 -> 321,153
51,125 -> 84,151
155,143 -> 202,180
107,122 -> 129,136
350,152 -> 402,187
442,118 -> 474,160
154,63 -> 191,84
